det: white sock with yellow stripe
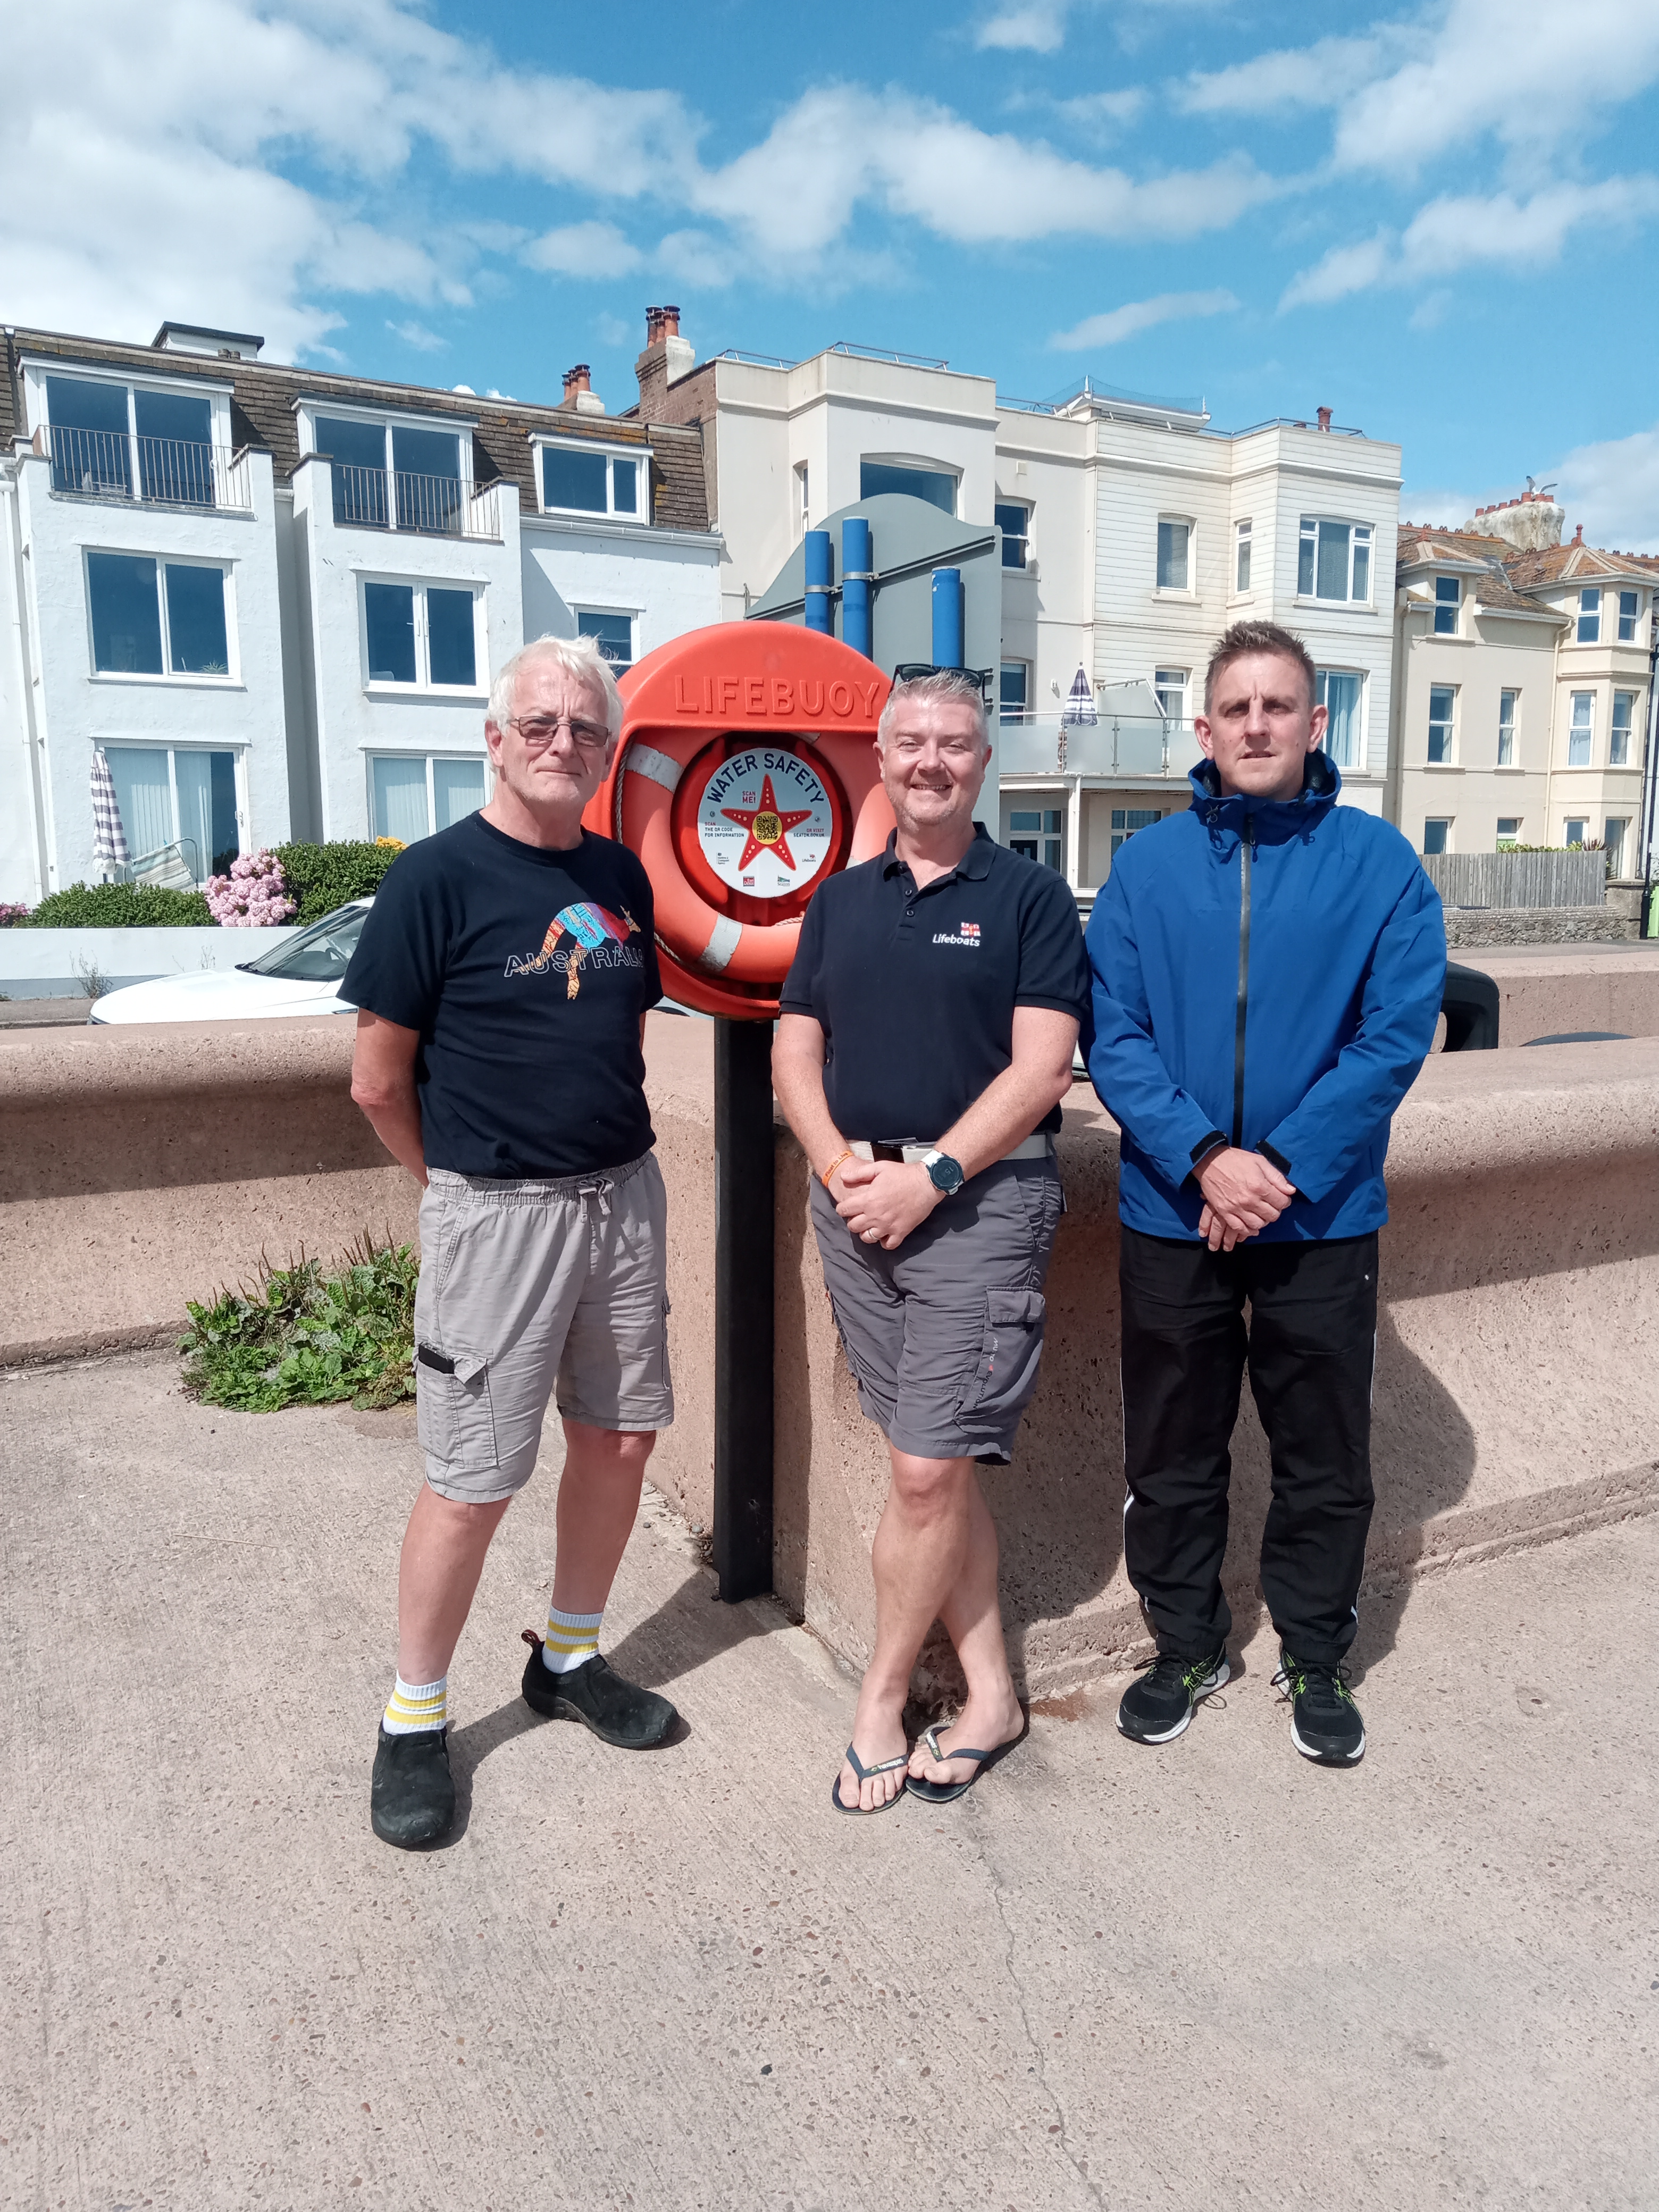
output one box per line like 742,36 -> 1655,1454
383,1672 -> 447,1736
541,1604 -> 603,1675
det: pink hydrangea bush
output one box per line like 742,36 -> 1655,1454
204,850 -> 296,927
0,902 -> 30,926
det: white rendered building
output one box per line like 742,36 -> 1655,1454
629,311 -> 1401,896
1392,499 -> 1655,872
0,323 -> 720,903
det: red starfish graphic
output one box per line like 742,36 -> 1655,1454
720,772 -> 815,873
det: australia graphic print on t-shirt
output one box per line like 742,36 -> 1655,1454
505,901 -> 642,999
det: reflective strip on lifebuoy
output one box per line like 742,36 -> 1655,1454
625,743 -> 683,794
699,914 -> 743,971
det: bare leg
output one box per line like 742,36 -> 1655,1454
396,1484 -> 513,1687
549,1419 -> 657,1616
908,1473 -> 1024,1787
840,1447 -> 976,1812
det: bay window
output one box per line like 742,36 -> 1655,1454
1618,590 -> 1639,643
1317,669 -> 1363,769
1568,692 -> 1593,767
1434,576 -> 1460,634
1576,589 -> 1600,644
1298,517 -> 1372,603
1611,691 -> 1635,766
1156,518 -> 1191,591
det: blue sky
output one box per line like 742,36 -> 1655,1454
11,0 -> 1659,546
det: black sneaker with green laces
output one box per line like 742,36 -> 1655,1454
1116,1647 -> 1230,1745
1275,1649 -> 1366,1765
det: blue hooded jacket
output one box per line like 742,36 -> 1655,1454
1084,754 -> 1446,1242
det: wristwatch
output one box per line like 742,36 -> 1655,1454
918,1149 -> 966,1196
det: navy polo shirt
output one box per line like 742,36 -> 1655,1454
780,824 -> 1090,1141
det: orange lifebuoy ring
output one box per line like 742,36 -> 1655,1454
584,626 -> 894,1019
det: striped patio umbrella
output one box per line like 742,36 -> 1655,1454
91,746 -> 130,876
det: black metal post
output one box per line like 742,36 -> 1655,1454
712,1016 -> 774,1601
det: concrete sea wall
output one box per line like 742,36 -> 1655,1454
3,1011 -> 1656,1697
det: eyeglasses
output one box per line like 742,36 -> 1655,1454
505,714 -> 611,752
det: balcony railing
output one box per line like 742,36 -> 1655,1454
41,425 -> 253,513
999,714 -> 1204,780
330,464 -> 501,541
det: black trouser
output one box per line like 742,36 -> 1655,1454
1118,1227 -> 1378,1666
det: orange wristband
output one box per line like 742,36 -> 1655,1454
821,1147 -> 855,1189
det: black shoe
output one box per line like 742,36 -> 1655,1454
520,1636 -> 677,1749
1275,1649 -> 1366,1765
371,1724 -> 455,1848
1117,1647 -> 1230,1745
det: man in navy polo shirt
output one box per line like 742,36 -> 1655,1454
774,669 -> 1090,1815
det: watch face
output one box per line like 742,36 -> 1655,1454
928,1153 -> 965,1194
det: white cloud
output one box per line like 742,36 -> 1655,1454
1052,88 -> 1149,133
1175,35 -> 1396,116
1334,0 -> 1659,175
386,318 -> 447,350
522,222 -> 643,279
1555,423 -> 1659,555
1050,286 -> 1237,349
1282,178 -> 1659,307
697,87 -> 1276,259
977,3 -> 1071,54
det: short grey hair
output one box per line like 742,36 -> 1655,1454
487,633 -> 624,740
876,667 -> 990,748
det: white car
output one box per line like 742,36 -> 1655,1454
88,901 -> 372,1025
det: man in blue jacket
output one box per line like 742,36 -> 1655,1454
1086,620 -> 1444,1766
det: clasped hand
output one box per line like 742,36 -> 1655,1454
1196,1146 -> 1296,1253
832,1157 -> 940,1252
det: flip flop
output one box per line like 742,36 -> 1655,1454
831,1742 -> 910,1815
905,1715 -> 1029,1805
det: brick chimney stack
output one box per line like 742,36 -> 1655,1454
559,363 -> 605,415
1317,405 -> 1333,432
633,303 -> 696,420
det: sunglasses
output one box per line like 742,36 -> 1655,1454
891,663 -> 995,702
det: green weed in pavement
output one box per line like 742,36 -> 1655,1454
180,1232 -> 418,1412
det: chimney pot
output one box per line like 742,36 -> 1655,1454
644,305 -> 666,345
1317,405 -> 1333,432
660,305 -> 681,339
1573,523 -> 1583,543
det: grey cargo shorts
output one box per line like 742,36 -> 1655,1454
810,1157 -> 1063,1467
414,1151 -> 673,1505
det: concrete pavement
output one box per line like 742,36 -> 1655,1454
4,1348 -> 1657,2210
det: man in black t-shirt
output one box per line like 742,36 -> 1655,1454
774,669 -> 1089,1816
344,633 -> 678,1851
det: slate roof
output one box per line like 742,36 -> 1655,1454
2,322 -> 710,533
1395,524 -> 1558,617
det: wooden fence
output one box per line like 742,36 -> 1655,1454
1424,851 -> 1606,910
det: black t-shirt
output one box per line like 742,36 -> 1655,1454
779,825 -> 1089,1141
340,814 -> 661,1178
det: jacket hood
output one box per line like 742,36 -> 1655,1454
1188,751 -> 1342,842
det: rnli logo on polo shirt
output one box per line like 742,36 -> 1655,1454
506,901 -> 642,1000
932,919 -> 983,947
